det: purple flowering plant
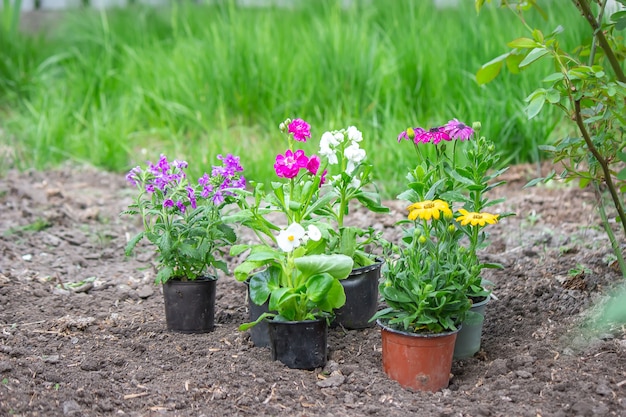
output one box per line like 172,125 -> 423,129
123,154 -> 246,284
229,118 -> 355,325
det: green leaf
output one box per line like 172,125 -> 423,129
543,72 -> 564,83
617,167 -> 626,181
310,276 -> 346,311
294,254 -> 354,280
249,269 -> 274,305
230,244 -> 251,256
234,260 -> 267,282
507,37 -> 539,49
305,273 -> 334,303
525,94 -> 546,119
124,231 -> 145,256
519,48 -> 549,68
476,57 -> 504,85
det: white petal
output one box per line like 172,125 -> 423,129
307,225 -> 322,241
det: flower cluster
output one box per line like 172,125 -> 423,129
124,154 -> 245,283
374,118 -> 511,333
231,118 -> 354,325
316,125 -> 388,267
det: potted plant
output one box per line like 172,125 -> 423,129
315,125 -> 389,329
372,198 -> 471,392
123,153 -> 246,333
229,118 -> 354,369
396,119 -> 512,359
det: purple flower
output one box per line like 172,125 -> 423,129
176,200 -> 186,213
201,184 -> 214,198
212,190 -> 224,205
274,149 -> 309,179
306,154 -> 321,175
417,127 -> 450,145
145,183 -> 155,193
172,159 -> 188,169
232,176 -> 246,190
163,199 -> 174,208
186,187 -> 197,209
288,119 -> 311,142
218,154 -> 244,176
126,166 -> 141,186
443,118 -> 474,141
149,154 -> 170,175
198,173 -> 211,186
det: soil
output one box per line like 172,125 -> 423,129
0,164 -> 625,417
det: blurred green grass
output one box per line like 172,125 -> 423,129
0,0 -> 585,196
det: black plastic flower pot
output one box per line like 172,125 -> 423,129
268,318 -> 328,370
333,259 -> 383,329
244,279 -> 274,347
162,276 -> 216,333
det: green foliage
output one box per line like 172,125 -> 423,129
0,1 -> 586,191
123,154 -> 244,284
476,0 -> 626,277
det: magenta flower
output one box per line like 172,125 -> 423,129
397,127 -> 425,143
319,169 -> 328,186
187,186 -> 197,209
126,166 -> 141,186
306,154 -> 321,175
176,200 -> 186,213
163,199 -> 174,208
274,149 -> 309,179
288,119 -> 311,142
443,119 -> 474,141
416,127 -> 450,145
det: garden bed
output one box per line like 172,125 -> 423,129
0,164 -> 624,416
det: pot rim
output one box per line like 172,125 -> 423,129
166,275 -> 218,284
267,317 -> 327,325
349,257 -> 384,277
470,293 -> 491,308
376,319 -> 461,338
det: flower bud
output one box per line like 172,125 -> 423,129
448,224 -> 456,233
472,121 -> 481,132
279,122 -> 286,132
407,127 -> 416,140
384,279 -> 392,288
418,235 -> 427,244
488,144 -> 495,153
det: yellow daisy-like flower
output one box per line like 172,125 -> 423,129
407,200 -> 452,221
456,209 -> 499,227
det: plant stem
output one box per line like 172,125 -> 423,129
573,99 -> 626,237
594,183 -> 626,278
575,0 -> 626,83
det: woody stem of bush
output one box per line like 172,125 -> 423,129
573,99 -> 626,240
574,0 -> 626,83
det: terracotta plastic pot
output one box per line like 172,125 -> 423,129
268,318 -> 328,370
333,259 -> 383,329
453,295 -> 490,359
378,319 -> 459,392
162,276 -> 216,333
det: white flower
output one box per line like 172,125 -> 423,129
346,126 -> 363,142
350,177 -> 361,189
307,224 -> 322,241
320,131 -> 340,148
277,223 -> 306,252
344,142 -> 366,174
333,131 -> 345,144
319,144 -> 339,165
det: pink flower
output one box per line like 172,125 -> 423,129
288,119 -> 311,142
306,154 -> 321,175
274,149 -> 309,179
397,127 -> 425,143
319,169 -> 328,186
416,127 -> 450,145
443,118 -> 474,141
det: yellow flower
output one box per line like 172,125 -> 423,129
456,209 -> 499,226
407,200 -> 452,221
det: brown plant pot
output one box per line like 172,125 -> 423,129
378,319 -> 459,392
